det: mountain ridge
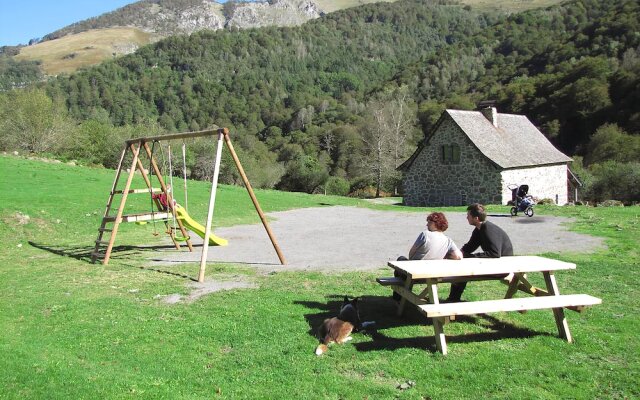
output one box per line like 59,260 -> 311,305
8,0 -> 559,76
10,0 -> 390,75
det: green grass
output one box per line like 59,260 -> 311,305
1,154 -> 638,399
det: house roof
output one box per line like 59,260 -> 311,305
446,109 -> 572,168
399,109 -> 572,171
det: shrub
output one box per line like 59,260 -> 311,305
277,155 -> 329,194
348,186 -> 391,199
585,124 -> 640,165
349,176 -> 374,193
0,88 -> 70,153
324,176 -> 350,196
597,200 -> 624,207
62,119 -> 123,167
537,198 -> 556,205
586,161 -> 640,205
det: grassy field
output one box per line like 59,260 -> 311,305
0,154 -> 638,399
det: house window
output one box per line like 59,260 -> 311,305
441,144 -> 460,164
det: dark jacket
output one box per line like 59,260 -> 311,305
461,221 -> 513,258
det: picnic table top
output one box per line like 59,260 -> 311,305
387,255 -> 576,280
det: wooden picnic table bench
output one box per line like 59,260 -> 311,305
377,256 -> 601,355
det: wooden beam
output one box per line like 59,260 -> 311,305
543,271 -> 573,342
418,294 -> 601,318
198,130 -> 225,283
103,143 -> 141,264
222,128 -> 286,265
127,128 -> 219,144
113,188 -> 163,195
391,257 -> 577,280
120,212 -> 171,223
426,282 -> 447,355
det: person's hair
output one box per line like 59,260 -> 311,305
427,212 -> 448,231
467,203 -> 487,221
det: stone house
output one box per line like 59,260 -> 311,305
399,107 -> 573,206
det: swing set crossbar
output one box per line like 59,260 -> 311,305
126,128 -> 219,144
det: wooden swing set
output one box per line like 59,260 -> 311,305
91,127 -> 286,282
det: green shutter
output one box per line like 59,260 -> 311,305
452,144 -> 460,163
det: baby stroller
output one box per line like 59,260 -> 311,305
508,184 -> 535,217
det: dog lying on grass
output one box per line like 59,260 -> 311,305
315,297 -> 362,356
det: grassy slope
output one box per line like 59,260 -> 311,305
459,0 -> 562,12
14,28 -> 152,76
0,155 -> 637,399
13,0 -> 563,76
316,0 -> 397,13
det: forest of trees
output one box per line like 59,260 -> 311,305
1,0 -> 638,203
0,56 -> 42,91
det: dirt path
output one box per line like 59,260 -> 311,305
152,206 -> 605,272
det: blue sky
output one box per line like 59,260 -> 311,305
0,0 -> 234,46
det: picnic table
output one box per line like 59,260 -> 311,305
377,256 -> 601,355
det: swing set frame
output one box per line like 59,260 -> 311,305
91,127 -> 286,282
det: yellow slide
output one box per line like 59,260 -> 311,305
174,205 -> 228,246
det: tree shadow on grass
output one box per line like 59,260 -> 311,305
28,241 -> 196,281
29,241 -> 175,263
296,294 -> 551,353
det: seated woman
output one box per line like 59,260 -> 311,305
402,212 -> 462,261
394,212 -> 462,299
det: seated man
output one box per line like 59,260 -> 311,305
447,203 -> 513,302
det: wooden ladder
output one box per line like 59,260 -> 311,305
91,140 -> 193,265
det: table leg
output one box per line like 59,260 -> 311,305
396,278 -> 413,317
543,271 -> 573,342
432,317 -> 448,355
503,273 -> 548,298
426,281 -> 447,354
505,273 -> 531,314
504,273 -> 521,298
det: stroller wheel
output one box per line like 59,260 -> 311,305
525,207 -> 534,217
510,207 -> 517,216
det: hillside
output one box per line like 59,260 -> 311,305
15,28 -> 152,76
15,0 -> 379,76
9,0 -> 561,77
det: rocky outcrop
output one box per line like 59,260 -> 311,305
44,0 -> 322,43
227,0 -> 322,29
145,1 -> 225,36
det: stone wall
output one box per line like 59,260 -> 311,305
402,117 -> 502,206
501,164 -> 569,205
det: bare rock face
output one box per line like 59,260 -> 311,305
41,0 -> 323,47
145,1 -> 225,36
44,0 -> 226,41
227,0 -> 322,29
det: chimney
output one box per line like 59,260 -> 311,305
480,106 -> 498,127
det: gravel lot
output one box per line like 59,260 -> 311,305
153,205 -> 605,272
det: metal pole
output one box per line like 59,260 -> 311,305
197,129 -> 225,282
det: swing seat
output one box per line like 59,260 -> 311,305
174,235 -> 191,242
135,221 -> 148,225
